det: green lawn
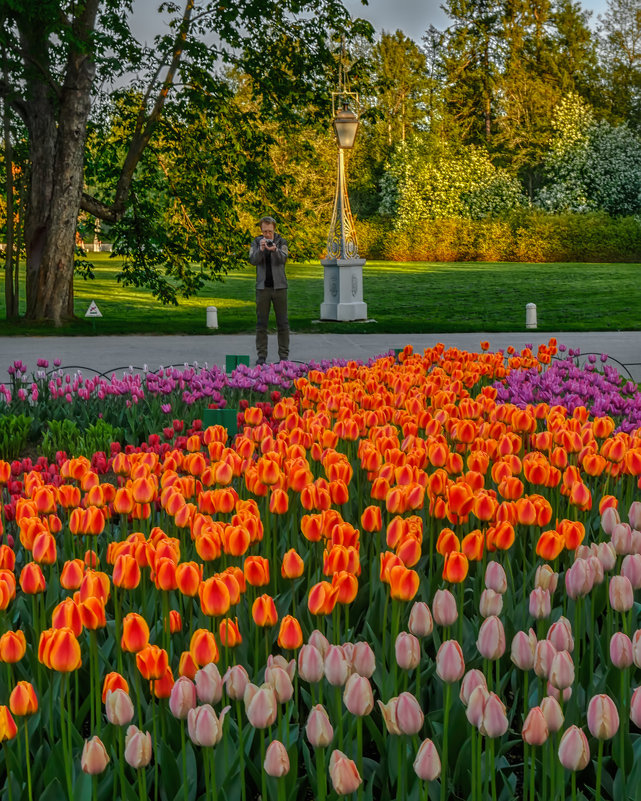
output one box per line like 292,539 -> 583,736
1,254 -> 640,335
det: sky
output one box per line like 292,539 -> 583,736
130,0 -> 612,43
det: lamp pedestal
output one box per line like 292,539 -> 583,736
320,257 -> 367,321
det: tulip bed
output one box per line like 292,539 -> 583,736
1,340 -> 641,801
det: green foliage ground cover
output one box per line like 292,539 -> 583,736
1,253 -> 640,335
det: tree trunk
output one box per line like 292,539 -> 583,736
3,93 -> 17,319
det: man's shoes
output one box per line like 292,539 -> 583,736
256,357 -> 266,366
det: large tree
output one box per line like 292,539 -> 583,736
598,0 -> 641,131
0,0 -> 370,325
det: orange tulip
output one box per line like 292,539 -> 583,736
121,613 -> 150,653
219,617 -> 242,647
38,627 -> 82,672
277,615 -> 303,649
19,562 -> 46,594
176,561 -> 202,597
79,571 -> 110,604
252,594 -> 278,627
0,631 -> 26,663
307,581 -> 339,616
557,519 -> 585,550
222,525 -> 251,557
492,521 -> 515,551
136,644 -> 169,681
332,571 -> 358,604
9,681 -> 38,716
0,706 -> 17,742
190,628 -> 220,666
52,598 -> 83,637
443,551 -> 469,583
462,529 -> 485,561
32,531 -> 57,565
178,651 -> 199,680
281,549 -> 304,579
0,545 -> 15,571
60,558 -> 85,590
436,528 -> 460,556
80,596 -> 107,630
199,577 -> 231,618
154,557 -> 178,591
361,505 -> 382,532
536,530 -> 565,561
388,565 -> 420,601
113,554 -> 141,590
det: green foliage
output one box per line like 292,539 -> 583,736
380,138 -> 525,227
0,414 -> 32,460
537,93 -> 641,216
41,418 -> 124,461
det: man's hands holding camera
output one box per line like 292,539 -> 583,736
260,237 -> 277,252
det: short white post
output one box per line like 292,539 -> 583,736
206,306 -> 218,329
525,303 -> 537,329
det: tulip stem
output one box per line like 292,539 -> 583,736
24,722 -> 32,801
619,668 -> 627,793
260,729 -> 267,801
571,769 -> 576,801
397,735 -> 405,801
441,683 -> 451,801
529,743 -> 535,801
235,701 -> 246,801
470,727 -> 476,801
92,774 -> 97,801
357,716 -> 364,801
595,739 -> 604,801
523,743 -> 528,801
180,720 -> 188,801
489,736 -> 497,801
315,747 -> 327,801
151,687 -> 159,801
335,686 -> 343,750
118,726 -> 127,801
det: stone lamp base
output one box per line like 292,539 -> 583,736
320,258 -> 368,321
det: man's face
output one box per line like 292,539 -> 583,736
261,223 -> 275,239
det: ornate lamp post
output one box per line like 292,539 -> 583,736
320,93 -> 367,321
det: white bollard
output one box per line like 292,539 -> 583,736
525,303 -> 537,329
206,306 -> 218,329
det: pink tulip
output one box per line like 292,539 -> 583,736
395,632 -> 421,670
264,739 -> 290,777
628,501 -> 641,531
633,630 -> 641,668
298,644 -> 325,683
305,704 -> 334,748
546,682 -> 572,704
324,645 -> 350,686
432,588 -> 458,626
479,692 -> 508,738
632,529 -> 641,553
630,687 -> 641,728
596,541 -> 617,572
533,639 -> 556,679
264,665 -> 294,703
187,703 -> 229,746
124,725 -> 153,768
329,749 -> 362,795
81,736 -> 110,775
510,629 -> 537,671
548,650 -> 574,690
610,632 -> 633,669
343,674 -> 374,717
414,738 -> 441,781
308,629 -> 330,657
587,694 -> 619,740
601,505 -> 621,535
621,554 -> 641,589
435,640 -> 465,683
588,555 -> 605,585
609,575 -> 634,612
408,601 -> 433,637
558,725 -> 590,771
105,688 -> 134,726
245,685 -> 277,729
378,697 -> 402,735
195,663 -> 223,705
223,664 -> 249,700
529,587 -> 551,620
612,522 -> 633,555
540,696 -> 564,732
169,676 -> 197,720
476,615 -> 505,660
534,564 -> 558,594
350,641 -> 376,677
522,707 -> 549,746
565,559 -> 594,599
459,669 -> 487,705
267,654 -> 296,681
547,617 -> 574,652
484,560 -> 507,594
465,685 -> 489,727
395,691 -> 424,735
479,588 -> 503,617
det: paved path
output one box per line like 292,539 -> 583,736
2,331 -> 641,383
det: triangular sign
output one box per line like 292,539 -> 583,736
85,300 -> 102,318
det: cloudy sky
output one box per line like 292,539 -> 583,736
130,0 -> 611,44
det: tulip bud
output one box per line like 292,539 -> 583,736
378,697 -> 402,735
298,644 -> 324,683
621,554 -> 641,589
324,645 -> 350,687
630,687 -> 641,728
195,663 -> 223,705
264,739 -> 290,777
547,617 -> 574,653
601,505 -> 621,535
479,589 -> 503,618
610,632 -> 633,669
169,676 -> 197,720
408,601 -> 433,638
329,749 -> 362,795
548,650 -> 574,690
534,565 -> 557,594
459,669 -> 487,706
396,691 -> 424,735
533,640 -> 556,679
540,695 -> 564,732
187,703 -> 229,746
628,501 -> 641,530
245,685 -> 277,729
587,694 -> 619,740
414,738 -> 441,781
395,632 -> 421,670
465,685 -> 489,727
476,616 -> 506,661
529,587 -> 551,620
511,629 -> 537,671
350,641 -> 376,678
81,736 -> 110,775
609,575 -> 634,612
558,725 -> 589,771
124,725 -> 153,768
435,640 -> 465,683
264,665 -> 294,704
306,704 -> 334,748
308,629 -> 330,657
565,559 -> 594,600
596,541 -> 616,572
432,589 -> 458,626
223,664 -> 249,700
479,692 -> 508,738
484,561 -> 507,594
612,522 -> 633,555
105,688 -> 134,726
343,674 -> 374,717
588,555 -> 605,585
522,707 -> 549,746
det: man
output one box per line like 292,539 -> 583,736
248,216 -> 289,365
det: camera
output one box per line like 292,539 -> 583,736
264,239 -> 274,247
